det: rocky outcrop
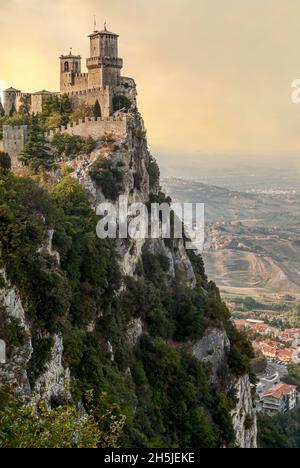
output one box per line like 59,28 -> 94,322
38,228 -> 60,264
193,328 -> 230,380
0,268 -> 70,403
232,375 -> 257,449
0,270 -> 32,394
34,334 -> 70,403
193,327 -> 257,448
127,318 -> 143,347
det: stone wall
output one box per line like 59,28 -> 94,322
3,90 -> 21,116
30,94 -> 54,115
3,125 -> 28,168
61,72 -> 89,94
46,115 -> 128,141
67,86 -> 112,118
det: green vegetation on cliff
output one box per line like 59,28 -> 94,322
258,409 -> 300,448
0,159 -> 254,448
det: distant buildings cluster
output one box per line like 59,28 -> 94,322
234,319 -> 300,364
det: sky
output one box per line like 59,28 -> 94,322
1,0 -> 300,177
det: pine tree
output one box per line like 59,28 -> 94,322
20,115 -> 51,172
19,94 -> 31,116
0,152 -> 11,174
9,103 -> 16,117
94,100 -> 101,118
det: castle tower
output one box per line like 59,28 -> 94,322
87,23 -> 123,88
3,125 -> 28,168
3,87 -> 21,116
60,51 -> 82,93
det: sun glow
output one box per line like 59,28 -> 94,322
0,80 -> 6,107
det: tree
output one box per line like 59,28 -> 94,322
94,100 -> 101,118
9,104 -> 16,117
0,152 -> 11,174
60,94 -> 73,115
19,95 -> 31,116
41,94 -> 72,129
20,115 -> 52,172
0,386 -> 125,448
113,95 -> 131,112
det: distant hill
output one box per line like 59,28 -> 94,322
163,178 -> 300,298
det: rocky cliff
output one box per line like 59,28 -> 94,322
0,99 -> 257,447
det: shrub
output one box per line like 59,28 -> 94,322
113,95 -> 131,112
0,386 -> 125,448
89,157 -> 124,201
0,152 -> 11,174
148,156 -> 160,191
51,133 -> 96,158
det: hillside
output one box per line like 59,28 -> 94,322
163,178 -> 300,299
0,101 -> 256,448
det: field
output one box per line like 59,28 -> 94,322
163,177 -> 300,301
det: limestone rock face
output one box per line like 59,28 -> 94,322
34,334 -> 70,403
173,240 -> 197,288
0,270 -> 70,403
192,328 -> 230,379
193,328 -> 257,448
231,375 -> 257,449
0,270 -> 32,395
38,228 -> 60,264
127,318 -> 143,347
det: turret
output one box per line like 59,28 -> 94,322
87,23 -> 123,88
3,87 -> 21,116
60,51 -> 82,93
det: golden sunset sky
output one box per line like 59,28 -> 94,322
1,0 -> 300,174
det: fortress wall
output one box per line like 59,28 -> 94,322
61,72 -> 89,93
68,86 -> 112,118
73,73 -> 89,91
3,91 -> 21,116
3,125 -> 28,168
31,94 -> 44,114
46,116 -> 128,141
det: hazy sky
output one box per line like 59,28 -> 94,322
1,0 -> 300,175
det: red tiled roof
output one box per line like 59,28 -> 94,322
263,383 -> 297,400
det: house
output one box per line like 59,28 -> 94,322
260,343 -> 277,359
262,384 -> 297,414
277,348 -> 294,364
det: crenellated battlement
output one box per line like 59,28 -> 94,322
4,125 -> 27,133
65,86 -> 109,97
45,115 -> 129,141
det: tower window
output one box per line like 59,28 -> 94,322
64,61 -> 69,72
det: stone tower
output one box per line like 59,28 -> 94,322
3,125 -> 28,168
3,87 -> 21,116
60,51 -> 82,93
87,24 -> 123,88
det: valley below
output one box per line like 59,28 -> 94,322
163,176 -> 300,304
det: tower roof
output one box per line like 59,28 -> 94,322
4,87 -> 20,93
60,53 -> 81,60
32,90 -> 54,96
89,22 -> 118,38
